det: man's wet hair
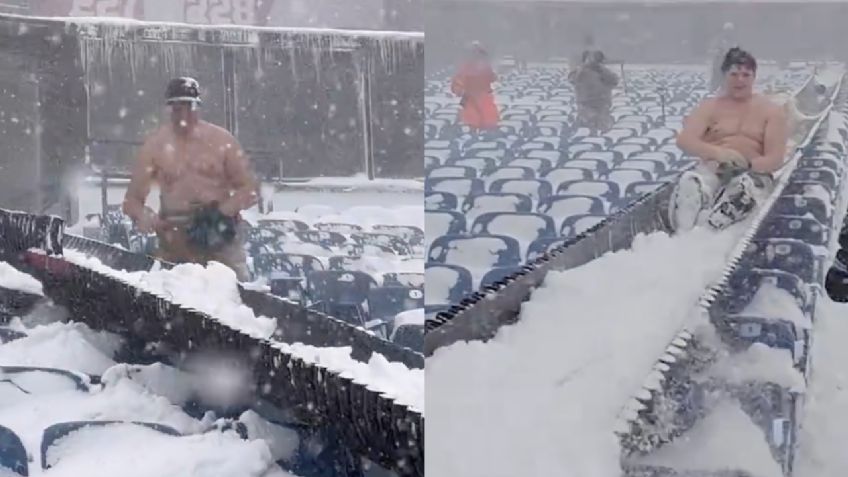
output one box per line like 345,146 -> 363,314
721,47 -> 757,74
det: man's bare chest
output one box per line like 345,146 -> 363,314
153,139 -> 228,183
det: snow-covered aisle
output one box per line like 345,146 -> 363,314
794,296 -> 848,477
425,224 -> 745,477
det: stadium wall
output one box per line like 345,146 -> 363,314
425,1 -> 848,71
21,0 -> 422,31
0,14 -> 423,221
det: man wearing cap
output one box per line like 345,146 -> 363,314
122,77 -> 258,281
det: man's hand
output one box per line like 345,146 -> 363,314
217,200 -> 240,217
711,146 -> 750,169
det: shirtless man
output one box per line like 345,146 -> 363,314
669,47 -> 789,231
122,77 -> 258,280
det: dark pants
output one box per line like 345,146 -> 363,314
155,217 -> 249,282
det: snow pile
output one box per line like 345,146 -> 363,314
794,297 -> 848,477
426,225 -> 745,476
240,410 -> 301,463
0,320 -> 122,375
741,281 -> 812,329
100,363 -> 195,406
709,342 -> 805,391
0,371 -> 206,472
0,371 -> 81,408
61,250 -> 278,340
0,261 -> 43,295
632,401 -> 784,477
394,308 -> 424,328
284,344 -> 424,413
60,250 -> 424,413
43,423 -> 281,477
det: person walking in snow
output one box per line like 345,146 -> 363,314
569,49 -> 619,134
122,77 -> 258,281
451,42 -> 500,132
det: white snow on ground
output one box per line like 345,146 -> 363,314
794,297 -> 848,477
631,401 -> 784,477
0,319 -> 122,375
426,224 -> 745,477
0,261 -> 43,295
0,311 -> 295,476
742,281 -> 812,329
239,410 -> 301,463
57,252 -> 425,413
708,342 -> 805,392
44,423 -> 279,477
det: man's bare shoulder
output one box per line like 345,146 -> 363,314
200,120 -> 236,140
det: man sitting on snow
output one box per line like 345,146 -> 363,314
669,47 -> 789,232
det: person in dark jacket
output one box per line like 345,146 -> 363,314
569,49 -> 619,133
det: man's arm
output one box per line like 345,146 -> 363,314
750,103 -> 788,173
219,138 -> 259,217
600,66 -> 619,88
122,139 -> 159,232
676,99 -> 722,160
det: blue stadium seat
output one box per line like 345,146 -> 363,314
41,421 -> 181,470
448,157 -> 497,176
294,230 -> 346,248
306,271 -> 378,326
538,194 -> 606,221
426,177 -> 486,198
507,157 -> 553,175
426,210 -> 467,237
427,234 -> 522,269
483,166 -> 536,182
350,232 -> 412,256
624,180 -> 668,198
556,180 -> 621,203
772,195 -> 830,224
367,286 -> 424,323
462,193 -> 534,217
471,211 -> 557,244
313,222 -> 363,235
756,215 -> 829,246
480,266 -> 524,289
489,179 -> 553,203
0,424 -> 27,476
425,191 -> 459,211
543,167 -> 594,186
257,218 -> 310,233
428,165 -> 478,179
556,158 -> 611,175
560,214 -> 607,236
425,263 -> 474,306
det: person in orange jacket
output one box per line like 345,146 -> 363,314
451,42 -> 500,132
